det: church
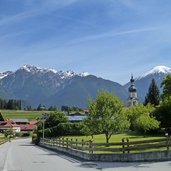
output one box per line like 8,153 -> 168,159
128,75 -> 138,106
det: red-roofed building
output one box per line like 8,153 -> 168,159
0,119 -> 39,133
19,124 -> 35,132
0,120 -> 21,132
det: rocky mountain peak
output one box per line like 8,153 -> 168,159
17,65 -> 88,79
139,66 -> 171,79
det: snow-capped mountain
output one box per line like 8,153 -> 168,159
138,66 -> 171,79
0,65 -> 127,108
0,71 -> 12,79
1,65 -> 169,108
17,65 -> 90,79
124,66 -> 171,103
17,65 -> 76,79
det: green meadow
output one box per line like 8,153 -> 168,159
0,110 -> 50,120
65,132 -> 164,143
65,133 -> 166,153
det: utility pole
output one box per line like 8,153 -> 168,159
42,113 -> 47,144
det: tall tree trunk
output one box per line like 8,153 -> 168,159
105,133 -> 109,144
91,135 -> 94,139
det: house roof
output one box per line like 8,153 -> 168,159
67,115 -> 86,121
0,120 -> 20,127
0,120 -> 36,131
19,124 -> 35,131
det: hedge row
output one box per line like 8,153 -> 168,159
39,122 -> 83,138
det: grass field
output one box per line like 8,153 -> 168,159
0,110 -> 50,120
64,132 -> 166,153
65,132 -> 164,143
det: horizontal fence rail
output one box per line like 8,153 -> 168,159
40,136 -> 171,154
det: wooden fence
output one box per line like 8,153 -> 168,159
41,136 -> 171,154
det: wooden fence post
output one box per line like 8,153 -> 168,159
82,139 -> 84,151
166,136 -> 170,150
58,138 -> 60,147
50,138 -> 52,146
56,138 -> 58,146
122,138 -> 125,154
60,138 -> 62,147
66,138 -> 68,148
126,138 -> 130,154
57,138 -> 60,146
76,139 -> 78,148
71,138 -> 73,149
62,137 -> 65,147
89,140 -> 94,154
52,138 -> 55,146
55,139 -> 58,146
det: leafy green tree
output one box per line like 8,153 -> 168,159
161,74 -> 171,99
25,106 -> 32,111
37,104 -> 46,111
0,112 -> 4,121
0,99 -> 21,110
126,104 -> 159,133
135,113 -> 159,134
80,119 -> 96,139
61,105 -> 70,114
154,97 -> 171,128
4,129 -> 14,138
144,79 -> 160,106
48,106 -> 58,111
154,74 -> 171,129
84,91 -> 130,143
45,111 -> 68,129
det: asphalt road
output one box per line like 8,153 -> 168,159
0,139 -> 171,171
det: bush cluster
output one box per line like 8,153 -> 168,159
41,122 -> 82,138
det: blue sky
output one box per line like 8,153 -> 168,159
0,0 -> 171,84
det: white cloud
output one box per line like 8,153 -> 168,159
0,0 -> 79,27
70,27 -> 161,44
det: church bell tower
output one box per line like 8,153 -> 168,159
128,75 -> 138,106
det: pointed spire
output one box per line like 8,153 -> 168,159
130,73 -> 134,83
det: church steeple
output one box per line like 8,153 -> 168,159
128,75 -> 138,106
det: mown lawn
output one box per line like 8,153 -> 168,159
0,110 -> 50,120
64,132 -> 167,154
65,132 -> 164,143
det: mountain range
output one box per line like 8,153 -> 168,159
0,65 -> 170,108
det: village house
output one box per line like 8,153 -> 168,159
0,120 -> 21,132
0,119 -> 39,133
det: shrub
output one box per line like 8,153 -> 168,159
57,122 -> 82,136
42,122 -> 83,138
32,133 -> 40,145
4,129 -> 14,138
15,132 -> 24,137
